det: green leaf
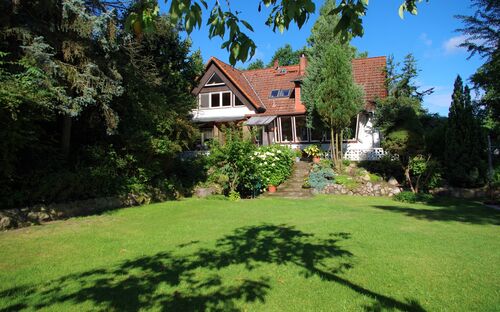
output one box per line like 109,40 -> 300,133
241,20 -> 254,32
398,4 -> 405,19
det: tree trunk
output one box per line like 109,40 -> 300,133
61,115 -> 72,158
404,166 -> 416,193
330,127 -> 336,166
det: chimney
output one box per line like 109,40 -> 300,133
299,54 -> 307,76
273,59 -> 279,69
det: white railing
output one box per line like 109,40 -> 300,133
179,150 -> 210,159
343,148 -> 386,161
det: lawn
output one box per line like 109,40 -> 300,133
0,196 -> 499,311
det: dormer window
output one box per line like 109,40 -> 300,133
270,89 -> 291,98
205,73 -> 224,86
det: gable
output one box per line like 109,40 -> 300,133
192,58 -> 266,113
206,72 -> 224,86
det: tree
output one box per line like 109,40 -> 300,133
375,54 -> 435,193
456,0 -> 499,138
444,75 -> 487,187
267,44 -> 307,67
302,43 -> 363,168
246,59 -> 265,70
163,0 -> 428,65
0,0 -> 205,208
302,0 -> 363,168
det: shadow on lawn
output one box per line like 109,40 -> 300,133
372,198 -> 500,225
0,224 -> 425,312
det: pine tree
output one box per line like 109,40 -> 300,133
445,75 -> 487,187
302,0 -> 363,168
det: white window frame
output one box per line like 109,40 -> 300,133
205,72 -> 225,86
294,116 -> 309,142
198,91 -> 233,109
278,116 -> 294,143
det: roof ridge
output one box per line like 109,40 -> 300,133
241,71 -> 266,109
353,56 -> 387,61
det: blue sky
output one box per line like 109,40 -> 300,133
159,1 -> 484,116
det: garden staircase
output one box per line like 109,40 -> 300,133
264,161 -> 313,199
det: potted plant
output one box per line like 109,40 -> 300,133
267,175 -> 282,193
304,145 -> 322,163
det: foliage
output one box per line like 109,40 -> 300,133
267,44 -> 307,67
206,127 -> 257,195
444,76 -> 487,187
309,163 -> 335,191
393,191 -> 434,204
375,54 -> 433,193
303,39 -> 363,167
456,0 -> 499,141
165,0 -> 427,65
304,144 -> 322,158
0,1 -> 204,208
253,145 -> 295,187
228,190 -> 241,201
246,59 -> 265,70
335,174 -> 359,190
358,156 -> 404,182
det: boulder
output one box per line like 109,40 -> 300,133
388,177 -> 399,186
0,217 -> 14,230
194,187 -> 217,198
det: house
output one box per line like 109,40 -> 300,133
191,54 -> 387,160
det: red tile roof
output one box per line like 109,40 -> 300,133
352,56 -> 387,111
204,55 -> 387,115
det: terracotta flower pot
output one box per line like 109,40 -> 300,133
268,185 -> 277,193
312,156 -> 321,164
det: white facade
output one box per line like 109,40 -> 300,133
191,92 -> 255,123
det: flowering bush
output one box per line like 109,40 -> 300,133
252,145 -> 295,187
304,144 -> 323,158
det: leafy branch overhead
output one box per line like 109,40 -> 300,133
166,0 -> 428,65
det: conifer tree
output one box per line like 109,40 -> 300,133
445,75 -> 487,187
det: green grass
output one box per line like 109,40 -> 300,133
0,196 -> 499,311
335,174 -> 360,189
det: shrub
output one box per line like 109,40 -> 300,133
335,174 -> 359,190
304,144 -> 322,158
358,156 -> 404,182
228,190 -> 241,201
309,163 -> 335,191
206,128 -> 257,195
253,145 -> 295,187
393,191 -> 434,203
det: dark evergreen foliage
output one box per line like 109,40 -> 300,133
0,0 -> 203,208
444,76 -> 487,187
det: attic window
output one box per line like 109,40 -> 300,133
206,73 -> 224,86
279,68 -> 287,74
270,89 -> 291,98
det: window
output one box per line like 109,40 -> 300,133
200,93 -> 210,108
222,92 -> 231,106
251,126 -> 263,145
343,115 -> 358,140
234,95 -> 244,106
295,116 -> 308,141
310,126 -> 323,141
270,89 -> 291,98
281,89 -> 290,97
280,117 -> 293,142
206,73 -> 224,85
211,93 -> 221,107
201,127 -> 213,146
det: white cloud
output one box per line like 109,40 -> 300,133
423,89 -> 452,115
419,33 -> 432,46
442,35 -> 467,55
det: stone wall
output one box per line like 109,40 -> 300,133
315,181 -> 402,197
0,194 -> 150,231
430,186 -> 500,199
